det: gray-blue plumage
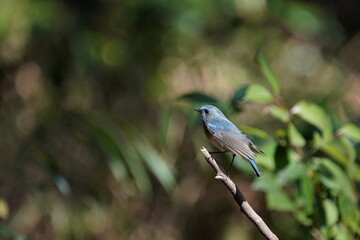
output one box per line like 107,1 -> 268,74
195,105 -> 263,177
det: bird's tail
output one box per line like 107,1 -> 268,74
248,158 -> 262,177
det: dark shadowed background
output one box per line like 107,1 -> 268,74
0,0 -> 360,239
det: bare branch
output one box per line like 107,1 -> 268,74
200,147 -> 279,240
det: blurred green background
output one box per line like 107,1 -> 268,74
1,0 -> 360,239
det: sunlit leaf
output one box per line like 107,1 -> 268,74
0,198 -> 9,219
288,123 -> 306,147
244,84 -> 274,103
136,138 -> 175,193
275,129 -> 286,138
319,176 -> 340,191
291,101 -> 333,141
179,92 -> 218,103
322,199 -> 338,226
108,161 -> 127,182
337,123 -> 360,142
339,136 -> 356,163
287,148 -> 301,164
268,105 -> 289,122
257,51 -> 280,94
312,131 -> 324,149
320,142 -> 347,166
332,224 -> 351,240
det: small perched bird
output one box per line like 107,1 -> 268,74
195,105 -> 263,177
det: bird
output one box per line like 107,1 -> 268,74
194,105 -> 263,177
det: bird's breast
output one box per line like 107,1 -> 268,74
203,124 -> 226,151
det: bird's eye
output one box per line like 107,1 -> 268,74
204,109 -> 209,114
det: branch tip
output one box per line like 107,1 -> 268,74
199,147 -> 279,240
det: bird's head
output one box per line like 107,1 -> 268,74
194,105 -> 226,121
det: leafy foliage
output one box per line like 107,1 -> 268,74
0,0 -> 359,239
186,53 -> 360,239
257,51 -> 281,94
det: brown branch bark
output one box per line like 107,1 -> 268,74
200,147 -> 279,240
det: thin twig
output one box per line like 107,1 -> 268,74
200,147 -> 279,240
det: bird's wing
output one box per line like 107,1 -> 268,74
249,141 -> 265,155
207,123 -> 256,160
236,129 -> 264,154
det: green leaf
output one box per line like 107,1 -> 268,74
268,105 -> 289,122
275,129 -> 287,138
291,101 -> 333,141
323,199 -> 338,226
253,173 -> 278,191
136,138 -> 176,194
252,141 -> 277,170
232,85 -> 249,102
339,136 -> 356,163
267,190 -> 294,211
274,145 -> 288,171
288,123 -> 306,147
320,142 -> 347,166
282,2 -> 323,34
319,175 -> 338,190
320,226 -> 331,240
79,117 -> 130,182
278,154 -> 305,183
159,109 -> 172,145
312,131 -> 324,149
338,195 -> 355,225
337,123 -> 360,142
338,195 -> 360,233
353,164 -> 360,182
244,84 -> 274,103
300,173 -> 314,214
332,224 -> 351,240
293,211 -> 313,226
117,140 -> 152,195
254,172 -> 295,213
238,125 -> 269,139
84,116 -> 151,195
92,126 -> 129,181
179,92 -> 218,103
319,158 -> 355,201
257,51 -> 280,94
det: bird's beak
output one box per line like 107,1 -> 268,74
194,108 -> 201,112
